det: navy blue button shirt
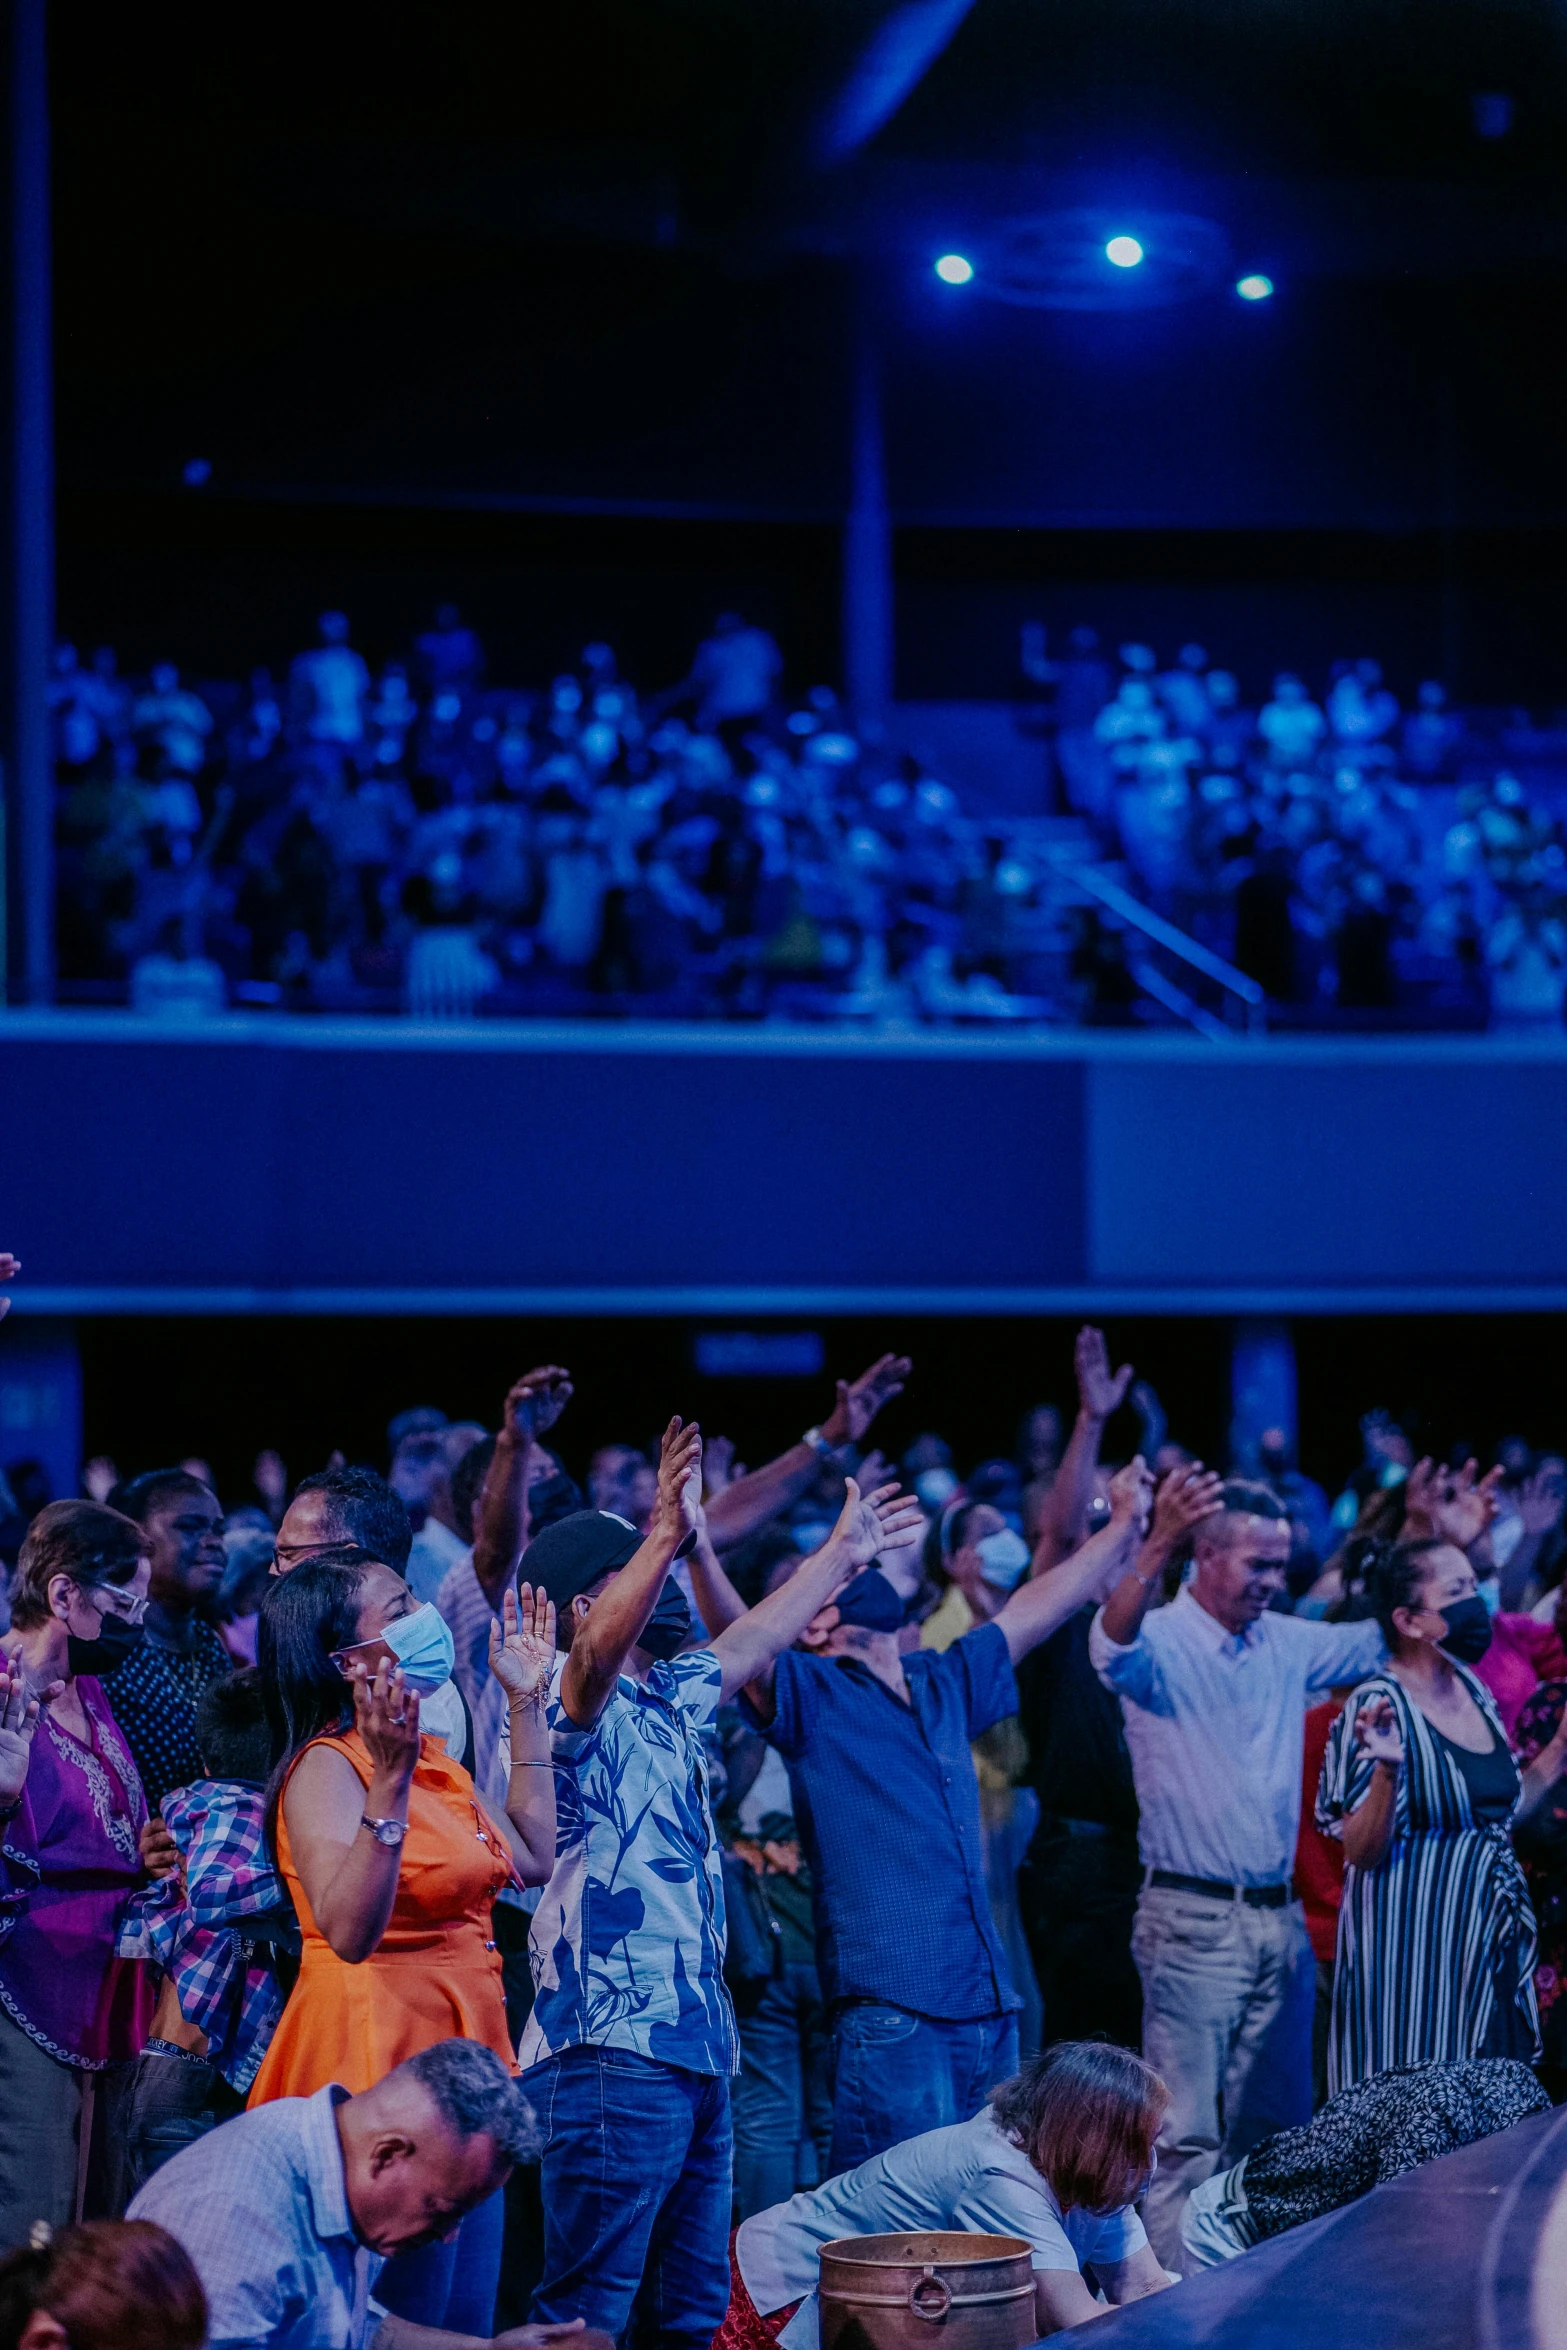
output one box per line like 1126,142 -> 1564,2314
752,1621 -> 1021,2022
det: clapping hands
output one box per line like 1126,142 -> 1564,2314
831,1478 -> 926,1569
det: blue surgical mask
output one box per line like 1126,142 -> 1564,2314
976,1528 -> 1031,1592
380,1602 -> 457,1697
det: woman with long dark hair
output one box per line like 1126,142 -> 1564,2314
1318,1537 -> 1539,2092
721,2041 -> 1172,2346
247,1550 -> 556,2335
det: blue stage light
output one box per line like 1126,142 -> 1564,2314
1105,235 -> 1143,269
1236,273 -> 1274,302
934,253 -> 974,285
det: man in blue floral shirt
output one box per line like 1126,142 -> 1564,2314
514,1418 -> 922,2350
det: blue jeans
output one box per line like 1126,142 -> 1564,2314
377,2186 -> 506,2333
733,1961 -> 833,2220
523,2045 -> 732,2349
828,2004 -> 1019,2174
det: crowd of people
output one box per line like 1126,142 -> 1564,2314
49,605 -> 1567,1031
1,1263 -> 1566,2345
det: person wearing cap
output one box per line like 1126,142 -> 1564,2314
687,1457 -> 1155,2178
514,1416 -> 922,2350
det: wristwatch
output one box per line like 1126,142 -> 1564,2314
360,1813 -> 407,1849
802,1426 -> 840,1462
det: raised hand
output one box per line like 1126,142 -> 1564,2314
0,1252 -> 17,1325
1149,1461 -> 1226,1552
821,1353 -> 912,1448
1404,1457 -> 1502,1550
1107,1456 -> 1155,1534
489,1583 -> 557,1703
505,1366 -> 575,1442
1075,1326 -> 1134,1423
349,1659 -> 421,1786
0,1665 -> 41,1808
831,1478 -> 926,1569
1354,1694 -> 1405,1768
702,1434 -> 743,1495
652,1416 -> 704,1549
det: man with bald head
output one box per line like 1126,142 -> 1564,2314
1091,1479 -> 1385,2266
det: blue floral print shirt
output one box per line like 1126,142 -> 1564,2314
514,1646 -> 739,2078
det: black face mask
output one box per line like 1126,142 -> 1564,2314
636,1576 -> 693,1662
66,1611 -> 146,1679
833,1567 -> 905,1634
1438,1595 -> 1493,1666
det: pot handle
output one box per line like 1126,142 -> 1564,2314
908,2267 -> 953,2322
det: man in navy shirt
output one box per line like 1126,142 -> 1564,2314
736,1458 -> 1152,2169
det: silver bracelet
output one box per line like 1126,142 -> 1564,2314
510,1759 -> 553,1769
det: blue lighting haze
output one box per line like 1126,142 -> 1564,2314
1105,235 -> 1144,269
934,252 -> 974,284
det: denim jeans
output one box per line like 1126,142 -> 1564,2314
827,2005 -> 1019,2175
121,2045 -> 246,2205
522,2045 -> 733,2350
1131,1885 -> 1314,2268
732,1960 -> 833,2220
377,2186 -> 506,2334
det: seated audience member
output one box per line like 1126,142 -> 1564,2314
723,2042 -> 1172,2347
116,1668 -> 298,2197
129,2037 -> 605,2350
104,1470 -> 233,1807
0,2219 -> 206,2350
1180,2057 -> 1549,2269
0,1503 -> 156,2246
1319,1541 -> 1540,2094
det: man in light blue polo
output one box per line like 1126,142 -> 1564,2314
1090,1479 -> 1384,2265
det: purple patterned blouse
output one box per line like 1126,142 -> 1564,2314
0,1675 -> 156,2067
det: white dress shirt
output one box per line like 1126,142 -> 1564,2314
1089,1590 -> 1384,1887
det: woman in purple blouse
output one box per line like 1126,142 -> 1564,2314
0,1501 -> 158,2243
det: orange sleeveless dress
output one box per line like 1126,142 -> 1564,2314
248,1728 -> 517,2106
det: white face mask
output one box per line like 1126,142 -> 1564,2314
976,1528 -> 1031,1592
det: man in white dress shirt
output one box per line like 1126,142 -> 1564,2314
1090,1480 -> 1384,2265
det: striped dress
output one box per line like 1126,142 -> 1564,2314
1317,1667 -> 1540,2095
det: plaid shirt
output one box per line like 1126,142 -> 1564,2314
119,1778 -> 296,2092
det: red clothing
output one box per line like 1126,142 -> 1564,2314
1296,1700 -> 1344,1966
714,2236 -> 801,2350
1477,1613 -> 1567,1744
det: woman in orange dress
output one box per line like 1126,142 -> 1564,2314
251,1550 -> 556,2333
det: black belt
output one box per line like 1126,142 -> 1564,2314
1148,1868 -> 1295,1909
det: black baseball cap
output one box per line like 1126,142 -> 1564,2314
525,1509 -> 643,1613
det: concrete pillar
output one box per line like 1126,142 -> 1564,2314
1230,1316 -> 1296,1474
842,288 -> 893,735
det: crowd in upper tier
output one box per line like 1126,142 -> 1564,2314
2,1283 -> 1567,2346
49,607 -> 1567,1027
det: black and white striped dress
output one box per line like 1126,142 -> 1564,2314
1317,1667 -> 1540,2095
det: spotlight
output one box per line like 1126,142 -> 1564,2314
1236,274 -> 1274,302
934,253 -> 974,285
181,456 -> 212,487
1104,235 -> 1143,269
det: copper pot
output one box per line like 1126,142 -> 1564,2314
818,2231 -> 1037,2350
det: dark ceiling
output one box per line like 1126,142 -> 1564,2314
49,2 -> 1567,528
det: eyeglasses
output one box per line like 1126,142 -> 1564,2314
80,1584 -> 149,1625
